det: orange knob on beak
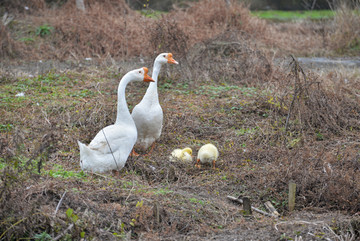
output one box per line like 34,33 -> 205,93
167,53 -> 179,64
143,67 -> 155,82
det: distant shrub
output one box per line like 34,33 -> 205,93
329,3 -> 360,54
0,26 -> 20,58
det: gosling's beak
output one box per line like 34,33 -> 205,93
143,67 -> 155,82
167,53 -> 179,64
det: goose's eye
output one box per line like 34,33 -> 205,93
139,71 -> 141,73
163,55 -> 166,58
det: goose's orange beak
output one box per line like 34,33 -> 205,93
167,53 -> 179,64
143,67 -> 155,82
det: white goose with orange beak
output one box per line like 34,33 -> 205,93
78,67 -> 154,173
131,53 -> 178,155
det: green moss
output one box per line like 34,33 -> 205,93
252,10 -> 335,21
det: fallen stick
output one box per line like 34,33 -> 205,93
54,191 -> 67,217
227,196 -> 277,218
53,223 -> 74,241
264,201 -> 280,218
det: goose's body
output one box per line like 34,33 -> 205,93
131,53 -> 178,153
196,144 -> 219,169
78,68 -> 154,173
169,147 -> 193,162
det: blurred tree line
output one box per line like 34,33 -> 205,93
1,0 -> 357,12
127,0 -> 358,10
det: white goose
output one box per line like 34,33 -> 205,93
196,144 -> 219,170
131,53 -> 178,155
78,67 -> 154,173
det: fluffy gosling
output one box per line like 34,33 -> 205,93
196,144 -> 219,169
169,147 -> 193,162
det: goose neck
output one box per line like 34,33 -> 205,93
152,61 -> 162,83
115,73 -> 133,124
144,61 -> 162,98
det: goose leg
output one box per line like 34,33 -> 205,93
195,159 -> 201,169
130,148 -> 140,157
112,169 -> 120,177
212,160 -> 216,170
143,142 -> 156,157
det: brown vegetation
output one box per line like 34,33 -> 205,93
1,0 -> 360,60
329,4 -> 360,54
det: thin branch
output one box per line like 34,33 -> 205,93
54,191 -> 67,217
125,180 -> 135,202
0,217 -> 28,240
285,55 -> 309,133
274,220 -> 324,231
53,223 -> 74,241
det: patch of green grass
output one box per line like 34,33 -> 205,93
46,164 -> 87,179
152,187 -> 173,195
19,37 -> 35,43
138,9 -> 166,19
195,84 -> 258,99
135,186 -> 173,196
36,24 -> 54,37
33,232 -> 52,241
0,156 -> 88,180
235,126 -> 258,136
315,130 -> 324,141
68,89 -> 96,98
189,197 -> 205,205
252,10 -> 335,21
0,123 -> 14,132
0,72 -> 86,110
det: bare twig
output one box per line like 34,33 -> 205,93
0,217 -> 28,240
285,55 -> 311,133
264,201 -> 280,217
53,223 -> 74,241
54,191 -> 67,217
125,181 -> 135,202
2,13 -> 14,26
274,220 -> 324,232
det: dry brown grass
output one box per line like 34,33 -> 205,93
1,57 -> 360,239
328,3 -> 360,54
2,0 -> 269,61
2,0 -> 360,60
170,0 -> 267,45
37,0 -> 150,59
266,20 -> 330,56
0,25 -> 20,58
